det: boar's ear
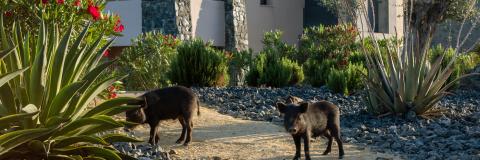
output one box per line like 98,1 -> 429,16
299,102 -> 309,113
276,102 -> 287,113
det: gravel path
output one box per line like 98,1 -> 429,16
129,106 -> 399,160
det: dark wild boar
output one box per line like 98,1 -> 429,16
125,86 -> 200,146
277,101 -> 344,159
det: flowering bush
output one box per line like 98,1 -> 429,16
1,0 -> 123,43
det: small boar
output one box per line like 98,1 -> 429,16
277,101 -> 344,159
125,86 -> 200,146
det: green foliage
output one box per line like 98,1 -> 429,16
263,30 -> 299,61
326,68 -> 348,95
0,16 -> 138,159
246,31 -> 304,87
361,37 -> 475,116
303,58 -> 335,87
299,24 -> 358,63
429,44 -> 480,89
169,39 -> 229,87
118,32 -> 179,90
300,24 -> 364,93
1,0 -> 122,44
228,49 -> 253,86
326,63 -> 366,95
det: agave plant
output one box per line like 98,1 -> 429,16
356,1 -> 479,117
0,15 -> 140,159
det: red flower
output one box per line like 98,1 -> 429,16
103,49 -> 110,57
74,0 -> 81,6
3,11 -> 12,17
56,0 -> 64,4
42,0 -> 49,4
87,4 -> 101,20
113,19 -> 124,32
109,92 -> 117,99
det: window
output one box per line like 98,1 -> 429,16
368,0 -> 388,33
260,0 -> 271,6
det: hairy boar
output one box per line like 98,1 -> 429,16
126,86 -> 200,146
277,101 -> 344,159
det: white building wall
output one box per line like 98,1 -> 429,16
105,0 -> 142,46
191,0 -> 226,46
246,0 -> 305,53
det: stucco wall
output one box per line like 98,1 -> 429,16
105,0 -> 142,46
246,0 -> 305,53
191,0 -> 226,46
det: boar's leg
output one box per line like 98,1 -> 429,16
183,116 -> 193,146
148,120 -> 160,145
303,134 -> 311,160
331,125 -> 344,159
323,131 -> 333,155
292,135 -> 301,160
176,117 -> 187,144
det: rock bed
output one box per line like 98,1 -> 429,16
107,130 -> 171,160
192,86 -> 480,160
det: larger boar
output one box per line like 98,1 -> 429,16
276,101 -> 344,159
125,86 -> 200,146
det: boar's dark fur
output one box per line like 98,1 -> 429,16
277,101 -> 344,159
126,86 -> 200,146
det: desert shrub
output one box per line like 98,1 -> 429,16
299,24 -> 358,63
326,64 -> 366,95
0,16 -> 139,159
228,49 -> 253,86
169,39 -> 229,87
300,24 -> 364,93
303,59 -> 336,86
118,32 -> 179,90
262,30 -> 299,60
246,31 -> 304,87
326,68 -> 349,95
429,44 -> 480,89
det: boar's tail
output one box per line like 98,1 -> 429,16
197,99 -> 201,116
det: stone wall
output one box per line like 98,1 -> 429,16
142,0 -> 177,34
175,0 -> 192,40
225,0 -> 249,51
142,0 -> 192,40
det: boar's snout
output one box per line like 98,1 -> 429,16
288,128 -> 297,134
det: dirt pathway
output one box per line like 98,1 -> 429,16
129,106 -> 401,160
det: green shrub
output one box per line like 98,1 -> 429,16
429,44 -> 480,89
327,68 -> 349,95
169,39 -> 229,87
228,49 -> 253,86
118,32 -> 179,90
246,31 -> 304,87
326,64 -> 366,95
303,59 -> 335,87
300,24 -> 366,93
299,24 -> 358,63
246,53 -> 266,86
346,64 -> 367,91
0,17 -> 138,159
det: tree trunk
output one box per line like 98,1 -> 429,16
407,0 -> 450,55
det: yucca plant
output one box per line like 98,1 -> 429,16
356,1 -> 479,117
0,15 -> 140,159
